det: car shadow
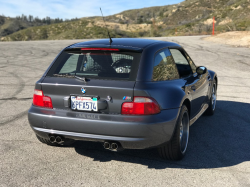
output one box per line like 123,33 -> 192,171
73,100 -> 250,169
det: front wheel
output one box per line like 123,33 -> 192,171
205,82 -> 217,116
158,105 -> 189,160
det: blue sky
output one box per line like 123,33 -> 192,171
0,0 -> 183,19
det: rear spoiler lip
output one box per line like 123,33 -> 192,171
64,45 -> 143,53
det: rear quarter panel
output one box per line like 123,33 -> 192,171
135,42 -> 191,110
134,80 -> 190,110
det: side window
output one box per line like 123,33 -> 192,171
170,49 -> 192,78
59,54 -> 78,73
185,52 -> 196,73
152,49 -> 179,81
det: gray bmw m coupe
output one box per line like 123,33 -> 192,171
28,38 -> 217,160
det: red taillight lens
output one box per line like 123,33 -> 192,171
81,48 -> 119,51
121,97 -> 160,115
33,89 -> 53,109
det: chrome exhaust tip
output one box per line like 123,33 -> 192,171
55,136 -> 64,144
103,142 -> 110,149
49,136 -> 56,143
111,143 -> 118,151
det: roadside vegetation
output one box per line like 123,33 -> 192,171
1,0 -> 250,41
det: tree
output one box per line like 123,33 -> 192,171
46,16 -> 51,24
40,29 -> 48,39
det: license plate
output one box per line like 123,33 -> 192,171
71,96 -> 98,111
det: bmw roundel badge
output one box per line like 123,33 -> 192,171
81,87 -> 86,94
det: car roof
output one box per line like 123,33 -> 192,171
67,38 -> 181,51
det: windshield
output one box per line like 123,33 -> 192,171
46,51 -> 141,81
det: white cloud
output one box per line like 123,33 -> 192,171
0,0 -> 182,19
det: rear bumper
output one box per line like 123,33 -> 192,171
28,105 -> 180,149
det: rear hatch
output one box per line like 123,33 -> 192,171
41,47 -> 141,114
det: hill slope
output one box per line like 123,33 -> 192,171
0,16 -> 40,37
1,0 -> 250,41
0,15 -> 71,38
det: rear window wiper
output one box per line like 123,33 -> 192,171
75,76 -> 86,83
52,74 -> 87,82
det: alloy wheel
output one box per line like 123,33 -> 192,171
179,112 -> 189,154
211,84 -> 217,111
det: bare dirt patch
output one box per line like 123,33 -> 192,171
204,31 -> 250,48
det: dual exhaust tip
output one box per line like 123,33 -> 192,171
103,141 -> 121,151
49,135 -> 64,144
49,136 -> 120,151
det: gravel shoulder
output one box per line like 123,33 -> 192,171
203,31 -> 250,48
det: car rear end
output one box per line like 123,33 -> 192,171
28,45 -> 179,150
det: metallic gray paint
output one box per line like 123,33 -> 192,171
41,77 -> 135,114
28,38 -> 217,149
190,103 -> 209,125
28,105 -> 179,149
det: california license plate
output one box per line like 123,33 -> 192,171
71,96 -> 98,111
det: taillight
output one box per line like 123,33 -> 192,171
33,89 -> 53,109
121,97 -> 160,115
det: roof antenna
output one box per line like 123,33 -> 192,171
100,8 -> 113,45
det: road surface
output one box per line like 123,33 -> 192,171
0,36 -> 250,186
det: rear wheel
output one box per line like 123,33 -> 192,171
158,105 -> 189,160
36,135 -> 75,146
205,82 -> 217,116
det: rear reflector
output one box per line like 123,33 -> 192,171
81,48 -> 119,51
121,97 -> 160,115
33,89 -> 53,109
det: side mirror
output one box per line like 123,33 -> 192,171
196,66 -> 207,75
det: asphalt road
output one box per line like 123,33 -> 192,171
0,36 -> 250,187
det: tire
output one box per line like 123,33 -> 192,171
36,134 -> 75,146
205,82 -> 217,116
158,105 -> 189,160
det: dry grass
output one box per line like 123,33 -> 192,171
204,31 -> 250,48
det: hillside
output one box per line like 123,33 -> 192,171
0,19 -> 139,41
0,16 -> 40,37
0,15 -> 67,38
1,0 -> 250,41
104,0 -> 250,35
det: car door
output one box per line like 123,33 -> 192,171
184,50 -> 211,110
169,48 -> 209,119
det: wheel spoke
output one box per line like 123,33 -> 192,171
180,123 -> 183,141
179,112 -> 189,154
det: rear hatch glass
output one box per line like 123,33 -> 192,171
46,49 -> 141,81
42,48 -> 141,114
